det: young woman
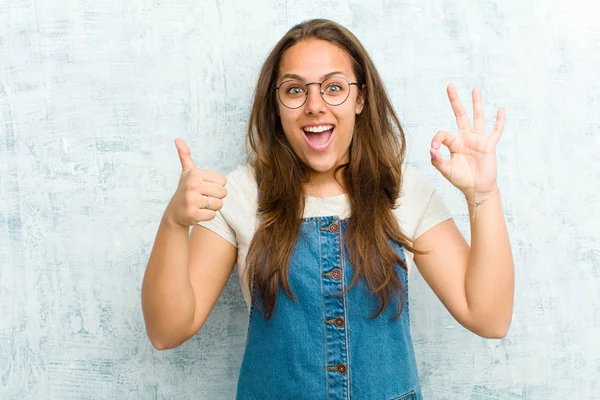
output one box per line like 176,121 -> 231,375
142,19 -> 514,400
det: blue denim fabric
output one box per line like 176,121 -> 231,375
237,216 -> 422,400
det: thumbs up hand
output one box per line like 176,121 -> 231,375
164,139 -> 228,227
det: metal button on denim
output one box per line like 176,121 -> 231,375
328,222 -> 340,233
336,364 -> 347,374
334,317 -> 345,327
331,268 -> 342,280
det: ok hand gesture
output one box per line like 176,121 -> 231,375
430,84 -> 506,201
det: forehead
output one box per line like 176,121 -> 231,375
278,39 -> 354,81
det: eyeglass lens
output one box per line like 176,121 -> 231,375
277,77 -> 351,109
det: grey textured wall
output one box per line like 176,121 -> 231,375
1,0 -> 599,399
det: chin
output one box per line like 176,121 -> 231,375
303,157 -> 340,174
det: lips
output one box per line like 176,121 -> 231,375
302,124 -> 335,152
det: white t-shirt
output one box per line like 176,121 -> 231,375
198,164 -> 452,310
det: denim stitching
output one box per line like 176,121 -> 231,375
340,220 -> 351,400
318,217 -> 331,400
393,390 -> 417,400
400,246 -> 410,323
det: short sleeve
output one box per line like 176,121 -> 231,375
197,207 -> 237,247
395,165 -> 453,240
413,187 -> 452,239
196,167 -> 244,248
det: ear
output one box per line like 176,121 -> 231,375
355,85 -> 366,115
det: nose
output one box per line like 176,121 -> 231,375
304,83 -> 326,115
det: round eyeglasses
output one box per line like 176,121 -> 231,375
274,76 -> 359,109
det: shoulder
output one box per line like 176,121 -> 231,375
224,164 -> 257,195
220,163 -> 258,218
399,163 -> 437,201
225,163 -> 255,183
395,164 -> 452,239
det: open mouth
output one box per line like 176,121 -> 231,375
302,124 -> 335,151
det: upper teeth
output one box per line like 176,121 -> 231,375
304,125 -> 333,133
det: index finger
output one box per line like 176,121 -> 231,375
174,138 -> 196,171
447,83 -> 472,135
199,169 -> 227,186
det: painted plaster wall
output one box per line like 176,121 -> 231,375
1,0 -> 599,398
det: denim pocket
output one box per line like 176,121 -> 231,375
393,390 -> 417,400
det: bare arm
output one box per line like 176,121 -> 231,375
416,84 -> 514,338
141,139 -> 236,349
413,193 -> 513,338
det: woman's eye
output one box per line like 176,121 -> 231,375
326,85 -> 342,92
288,86 -> 305,95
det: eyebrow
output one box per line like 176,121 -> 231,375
279,71 -> 347,82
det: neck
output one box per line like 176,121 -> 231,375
304,168 -> 347,197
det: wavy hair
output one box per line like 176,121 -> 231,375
245,19 -> 422,320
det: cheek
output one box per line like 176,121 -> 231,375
279,112 -> 300,139
336,107 -> 357,130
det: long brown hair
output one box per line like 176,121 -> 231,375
245,19 -> 422,320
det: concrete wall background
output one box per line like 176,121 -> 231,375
1,0 -> 599,398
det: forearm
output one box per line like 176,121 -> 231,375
464,189 -> 514,337
142,213 -> 197,348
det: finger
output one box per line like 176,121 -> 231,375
489,107 -> 506,144
175,138 -> 196,171
472,88 -> 485,134
430,147 -> 452,180
431,130 -> 457,151
198,169 -> 227,186
199,195 -> 224,211
447,83 -> 472,135
193,209 -> 217,224
200,181 -> 228,200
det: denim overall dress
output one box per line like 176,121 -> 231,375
236,216 -> 422,399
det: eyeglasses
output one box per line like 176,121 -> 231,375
274,76 -> 359,109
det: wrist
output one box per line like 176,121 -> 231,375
464,187 -> 500,223
464,186 -> 500,204
161,211 -> 187,230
